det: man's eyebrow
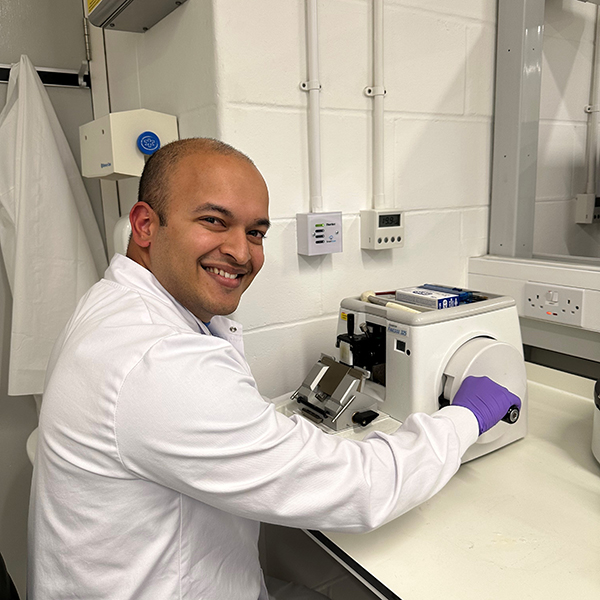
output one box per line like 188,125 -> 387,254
191,203 -> 234,218
192,203 -> 271,229
254,218 -> 271,230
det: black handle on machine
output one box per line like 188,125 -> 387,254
352,410 -> 379,427
501,404 -> 520,425
439,396 -> 520,425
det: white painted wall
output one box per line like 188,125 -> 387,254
217,0 -> 498,398
534,0 -> 600,257
102,0 -> 495,399
102,0 -> 219,214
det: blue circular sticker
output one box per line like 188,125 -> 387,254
137,131 -> 161,155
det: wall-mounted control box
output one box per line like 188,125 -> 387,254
80,109 -> 178,180
360,209 -> 404,250
297,212 -> 343,256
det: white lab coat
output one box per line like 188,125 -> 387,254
0,55 -> 107,396
28,254 -> 478,600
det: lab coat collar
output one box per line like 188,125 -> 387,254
104,254 -> 244,349
206,315 -> 244,347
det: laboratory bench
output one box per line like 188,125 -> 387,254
29,363 -> 600,598
274,363 -> 600,600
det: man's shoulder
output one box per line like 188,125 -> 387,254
77,276 -> 195,335
47,279 -> 207,393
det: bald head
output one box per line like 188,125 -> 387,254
138,138 -> 255,226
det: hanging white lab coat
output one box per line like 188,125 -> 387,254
28,254 -> 479,600
0,55 -> 107,396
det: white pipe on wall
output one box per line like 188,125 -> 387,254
372,0 -> 387,209
303,0 -> 323,213
586,5 -> 600,195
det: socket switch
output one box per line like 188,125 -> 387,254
523,282 -> 584,327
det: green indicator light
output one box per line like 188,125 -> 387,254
315,223 -> 324,227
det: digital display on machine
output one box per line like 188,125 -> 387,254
379,213 -> 401,228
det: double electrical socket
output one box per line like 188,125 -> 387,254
523,282 -> 584,327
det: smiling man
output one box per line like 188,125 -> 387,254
29,138 -> 519,600
127,140 -> 270,323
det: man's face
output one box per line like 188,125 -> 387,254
148,152 -> 270,323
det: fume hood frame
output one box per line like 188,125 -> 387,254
469,0 -> 600,367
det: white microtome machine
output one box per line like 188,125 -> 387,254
282,287 -> 528,462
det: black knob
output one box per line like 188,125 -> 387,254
352,410 -> 379,427
501,405 -> 520,425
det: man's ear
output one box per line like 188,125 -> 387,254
129,202 -> 159,249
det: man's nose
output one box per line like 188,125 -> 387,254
220,228 -> 252,264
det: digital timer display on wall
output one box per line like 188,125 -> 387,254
378,213 -> 401,228
360,209 -> 404,250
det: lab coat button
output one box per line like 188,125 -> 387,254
230,326 -> 237,333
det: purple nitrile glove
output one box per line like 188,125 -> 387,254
452,376 -> 522,435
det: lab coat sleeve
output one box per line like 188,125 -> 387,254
115,333 -> 479,533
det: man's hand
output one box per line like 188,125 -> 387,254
452,376 -> 522,435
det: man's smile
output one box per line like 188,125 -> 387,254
202,264 -> 250,289
204,266 -> 242,279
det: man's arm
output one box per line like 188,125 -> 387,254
114,333 -> 482,533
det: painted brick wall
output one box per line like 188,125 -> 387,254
102,0 -> 533,399
212,0 -> 494,397
104,0 -> 496,398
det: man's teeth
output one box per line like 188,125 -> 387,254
206,267 -> 239,279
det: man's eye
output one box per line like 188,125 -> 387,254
248,230 -> 267,240
201,216 -> 223,226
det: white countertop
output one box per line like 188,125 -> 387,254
30,364 -> 599,598
311,363 -> 600,599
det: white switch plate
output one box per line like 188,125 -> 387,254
523,282 -> 584,327
296,212 -> 343,256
